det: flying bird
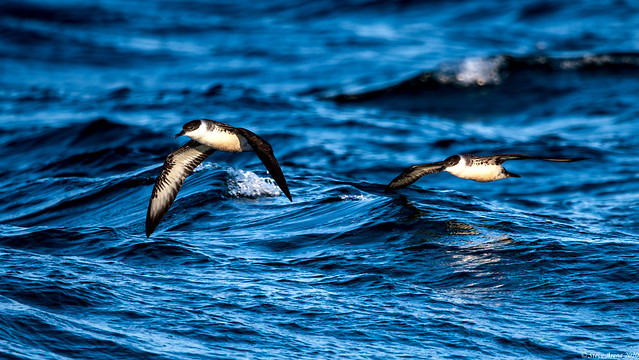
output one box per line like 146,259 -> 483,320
386,153 -> 587,191
146,119 -> 292,237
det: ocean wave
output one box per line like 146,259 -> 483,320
330,52 -> 639,115
0,225 -> 118,256
0,224 -> 212,266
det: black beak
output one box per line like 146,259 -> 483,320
174,130 -> 185,139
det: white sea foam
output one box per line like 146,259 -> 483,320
437,56 -> 505,86
193,163 -> 221,172
455,57 -> 504,86
226,168 -> 282,198
338,194 -> 374,201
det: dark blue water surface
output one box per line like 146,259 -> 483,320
1,0 -> 639,359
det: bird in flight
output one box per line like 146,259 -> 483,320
386,153 -> 587,191
146,119 -> 292,237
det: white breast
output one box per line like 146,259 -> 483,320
198,128 -> 252,153
446,164 -> 506,182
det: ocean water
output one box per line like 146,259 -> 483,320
1,0 -> 639,359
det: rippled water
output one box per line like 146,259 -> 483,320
1,0 -> 639,359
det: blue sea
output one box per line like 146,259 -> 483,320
1,0 -> 639,359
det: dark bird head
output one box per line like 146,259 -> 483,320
443,154 -> 461,168
175,120 -> 203,139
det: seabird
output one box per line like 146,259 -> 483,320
386,153 -> 587,191
146,119 -> 292,237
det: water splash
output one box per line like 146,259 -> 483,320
226,168 -> 282,198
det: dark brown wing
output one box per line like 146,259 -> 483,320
233,127 -> 292,201
385,162 -> 445,192
482,154 -> 589,165
146,140 -> 215,237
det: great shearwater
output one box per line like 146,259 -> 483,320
146,119 -> 292,237
386,153 -> 587,191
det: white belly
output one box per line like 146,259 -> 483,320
199,129 -> 252,153
446,165 -> 506,182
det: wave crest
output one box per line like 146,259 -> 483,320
330,52 -> 639,115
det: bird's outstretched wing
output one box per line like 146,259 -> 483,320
234,127 -> 292,201
146,140 -> 215,237
385,162 -> 445,192
482,154 -> 588,165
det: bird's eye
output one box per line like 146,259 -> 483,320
183,120 -> 200,132
444,155 -> 460,166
